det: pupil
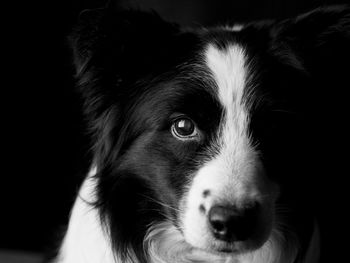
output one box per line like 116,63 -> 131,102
176,119 -> 194,135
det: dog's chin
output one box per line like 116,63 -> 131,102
185,228 -> 272,257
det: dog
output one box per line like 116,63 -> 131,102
54,5 -> 350,263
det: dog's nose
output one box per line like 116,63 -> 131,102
208,202 -> 260,242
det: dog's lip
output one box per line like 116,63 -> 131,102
191,237 -> 265,256
193,241 -> 243,255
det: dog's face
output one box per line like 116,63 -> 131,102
70,7 -> 349,261
106,41 -> 281,254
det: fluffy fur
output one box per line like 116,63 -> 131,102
54,5 -> 349,263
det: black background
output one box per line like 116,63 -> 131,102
2,0 -> 349,254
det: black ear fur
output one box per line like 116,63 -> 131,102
69,8 -> 180,165
271,7 -> 350,261
70,8 -> 180,76
265,5 -> 350,124
272,5 -> 350,73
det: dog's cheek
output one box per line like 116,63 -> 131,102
124,132 -> 200,216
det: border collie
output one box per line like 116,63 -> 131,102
54,5 -> 350,263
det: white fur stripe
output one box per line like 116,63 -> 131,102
206,44 -> 247,113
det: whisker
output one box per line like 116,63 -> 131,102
139,194 -> 181,213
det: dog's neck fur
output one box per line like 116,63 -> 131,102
55,168 -> 319,263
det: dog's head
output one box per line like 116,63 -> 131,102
70,6 -> 349,262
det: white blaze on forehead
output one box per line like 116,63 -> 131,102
206,44 -> 253,179
206,44 -> 247,116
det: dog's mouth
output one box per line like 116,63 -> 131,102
200,236 -> 268,255
184,232 -> 273,259
191,228 -> 271,256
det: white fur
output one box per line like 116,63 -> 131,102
55,167 -> 119,263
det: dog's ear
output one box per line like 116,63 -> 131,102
272,5 -> 350,73
69,8 -> 180,165
70,8 -> 180,77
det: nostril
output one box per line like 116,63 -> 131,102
208,205 -> 236,241
208,203 -> 260,242
210,218 -> 227,233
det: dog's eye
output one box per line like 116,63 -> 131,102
171,117 -> 198,140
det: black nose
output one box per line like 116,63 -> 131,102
208,203 -> 260,242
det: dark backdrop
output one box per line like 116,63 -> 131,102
2,0 -> 349,254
